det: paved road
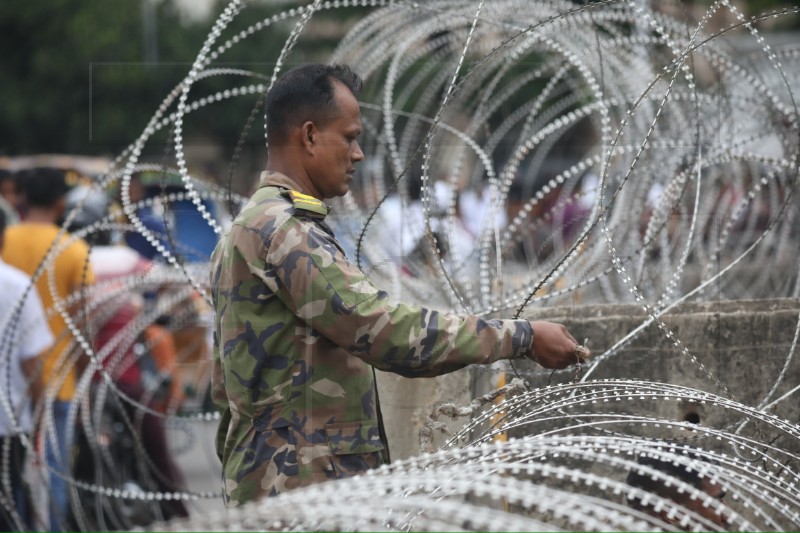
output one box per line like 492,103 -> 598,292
168,418 -> 226,517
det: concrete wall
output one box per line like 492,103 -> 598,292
376,363 -> 477,461
377,298 -> 800,459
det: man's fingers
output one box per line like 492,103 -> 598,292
574,344 -> 591,361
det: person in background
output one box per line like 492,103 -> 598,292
62,184 -> 189,522
122,174 -> 174,261
0,169 -> 20,225
2,167 -> 95,531
143,313 -> 185,413
626,447 -> 730,529
0,209 -> 55,531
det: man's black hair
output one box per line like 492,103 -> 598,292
19,167 -> 71,208
266,64 -> 363,144
625,445 -> 718,512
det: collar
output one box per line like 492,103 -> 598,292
259,171 -> 330,219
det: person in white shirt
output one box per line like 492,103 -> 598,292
0,209 -> 55,531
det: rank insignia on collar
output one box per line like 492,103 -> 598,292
288,190 -> 328,216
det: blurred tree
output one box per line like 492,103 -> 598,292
1,0 -> 792,161
2,0 -> 183,154
0,0 -> 366,159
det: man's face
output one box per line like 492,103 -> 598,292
306,81 -> 364,200
630,465 -> 730,530
679,478 -> 728,528
649,478 -> 729,530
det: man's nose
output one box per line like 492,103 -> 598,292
352,141 -> 364,162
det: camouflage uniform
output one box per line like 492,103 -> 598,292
210,171 -> 534,505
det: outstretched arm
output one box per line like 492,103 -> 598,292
265,219 -> 587,375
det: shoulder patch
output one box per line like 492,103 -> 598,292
288,190 -> 329,217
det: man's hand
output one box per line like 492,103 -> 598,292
528,320 -> 590,369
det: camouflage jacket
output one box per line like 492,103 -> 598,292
210,172 -> 534,505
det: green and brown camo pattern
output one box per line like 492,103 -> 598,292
210,172 -> 534,505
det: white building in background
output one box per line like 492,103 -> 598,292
170,0 -> 216,23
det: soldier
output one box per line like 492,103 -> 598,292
210,64 -> 590,505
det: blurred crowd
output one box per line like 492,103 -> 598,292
0,166 -> 209,531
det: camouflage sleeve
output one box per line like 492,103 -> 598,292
262,217 -> 533,377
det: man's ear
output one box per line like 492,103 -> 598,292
301,121 -> 316,154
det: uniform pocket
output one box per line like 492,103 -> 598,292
324,420 -> 386,478
225,411 -> 297,502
